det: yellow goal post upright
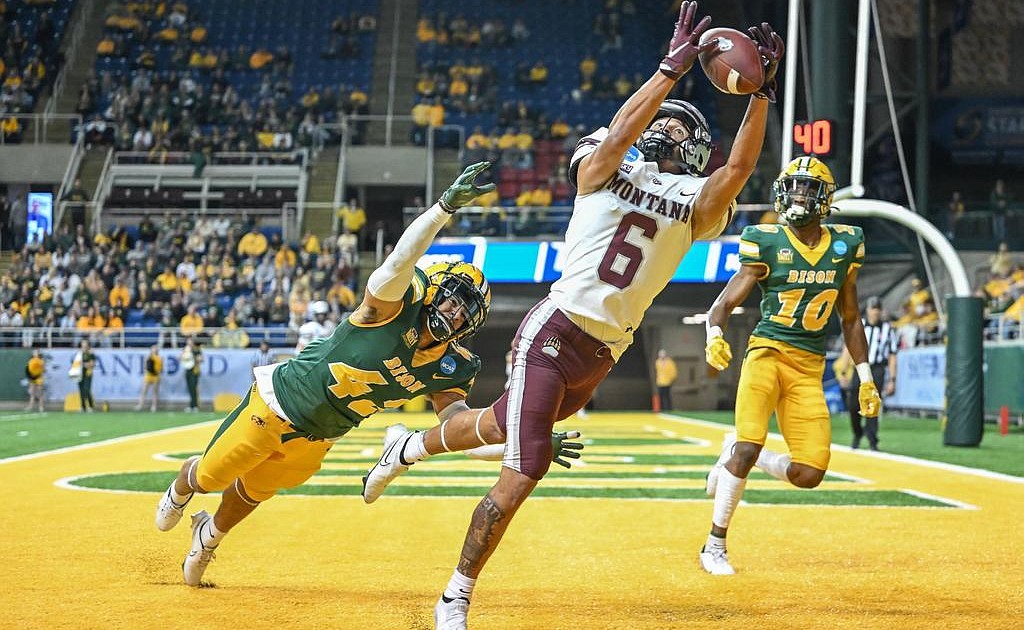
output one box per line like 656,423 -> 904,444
773,0 -> 984,445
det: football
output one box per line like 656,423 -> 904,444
698,27 -> 764,95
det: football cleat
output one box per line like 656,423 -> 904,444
699,545 -> 736,575
155,457 -> 198,531
155,485 -> 192,532
362,424 -> 416,504
434,596 -> 470,630
182,510 -> 218,587
705,432 -> 737,497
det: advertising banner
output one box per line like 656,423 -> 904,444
421,238 -> 740,284
42,348 -> 275,403
886,346 -> 945,411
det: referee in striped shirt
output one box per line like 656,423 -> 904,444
847,296 -> 898,450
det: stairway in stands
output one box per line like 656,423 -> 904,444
44,0 -> 106,151
302,145 -> 341,239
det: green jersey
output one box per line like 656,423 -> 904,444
738,223 -> 865,355
270,268 -> 480,439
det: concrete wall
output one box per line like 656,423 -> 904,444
0,145 -> 75,184
345,146 -> 428,186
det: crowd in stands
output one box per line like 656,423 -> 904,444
944,178 -> 1018,243
78,1 -> 375,155
978,242 -> 1024,339
1,0 -> 72,143
0,213 -> 361,346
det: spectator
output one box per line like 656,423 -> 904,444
990,179 -> 1010,241
25,348 -> 45,412
180,337 -> 202,412
337,198 -> 366,247
654,349 -> 678,412
136,344 -> 162,412
947,190 -> 964,239
990,242 -> 1015,278
252,339 -> 274,368
180,304 -> 204,336
237,226 -> 268,258
529,61 -> 549,84
70,339 -> 96,413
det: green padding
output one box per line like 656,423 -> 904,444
945,297 -> 984,446
984,345 -> 1024,415
0,349 -> 34,400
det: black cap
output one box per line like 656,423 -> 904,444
865,296 -> 882,310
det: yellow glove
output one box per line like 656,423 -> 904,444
705,335 -> 732,371
858,381 -> 881,418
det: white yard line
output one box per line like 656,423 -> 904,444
0,420 -> 219,465
660,413 -> 1024,485
0,412 -> 48,422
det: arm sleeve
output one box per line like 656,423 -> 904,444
365,203 -> 450,302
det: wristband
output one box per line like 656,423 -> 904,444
856,362 -> 873,383
706,324 -> 723,343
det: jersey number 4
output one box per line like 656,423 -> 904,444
327,362 -> 408,417
598,212 -> 659,289
770,288 -> 839,331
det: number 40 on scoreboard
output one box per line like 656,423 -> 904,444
792,119 -> 833,156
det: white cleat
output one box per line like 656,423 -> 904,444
699,545 -> 736,575
362,423 -> 416,504
155,486 -> 192,532
434,596 -> 470,630
705,431 -> 737,497
155,457 -> 198,532
182,510 -> 218,586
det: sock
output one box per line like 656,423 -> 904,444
201,517 -> 227,549
755,448 -> 792,482
168,483 -> 193,506
705,532 -> 727,551
400,431 -> 429,463
711,467 -> 747,531
442,569 -> 476,602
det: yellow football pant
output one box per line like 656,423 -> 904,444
195,384 -> 333,502
735,341 -> 831,470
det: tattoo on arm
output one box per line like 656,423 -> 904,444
353,305 -> 379,324
457,493 -> 506,576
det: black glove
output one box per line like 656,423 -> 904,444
659,1 -> 715,81
747,22 -> 784,102
551,430 -> 584,469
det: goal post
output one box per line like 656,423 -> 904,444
833,198 -> 984,446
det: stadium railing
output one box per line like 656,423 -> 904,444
403,205 -> 573,239
1,326 -> 299,349
0,113 -> 84,145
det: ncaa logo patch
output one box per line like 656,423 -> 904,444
624,146 -> 641,162
542,336 -> 561,358
777,248 -> 793,264
832,240 -> 848,256
439,356 -> 457,375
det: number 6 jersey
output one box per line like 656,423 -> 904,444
739,223 -> 865,355
549,128 -> 734,359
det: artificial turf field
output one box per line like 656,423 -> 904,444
1,410 -> 1022,629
